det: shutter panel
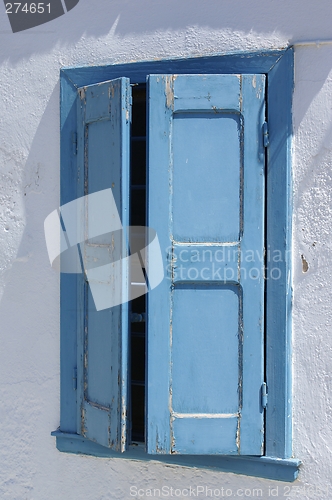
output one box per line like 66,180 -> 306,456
75,78 -> 131,451
147,74 -> 265,455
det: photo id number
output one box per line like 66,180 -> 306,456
6,3 -> 51,14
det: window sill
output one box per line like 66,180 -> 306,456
51,430 -> 301,482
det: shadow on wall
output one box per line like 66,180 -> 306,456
1,46 -> 332,330
293,46 -> 332,130
293,117 -> 332,275
0,85 -> 64,492
0,83 -> 61,389
0,26 -> 332,368
0,0 -> 332,65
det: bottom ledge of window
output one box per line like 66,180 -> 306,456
51,430 -> 301,482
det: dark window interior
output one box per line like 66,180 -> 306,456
130,85 -> 147,443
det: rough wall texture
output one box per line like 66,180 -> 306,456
0,1 -> 331,499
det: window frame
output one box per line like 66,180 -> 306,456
53,48 -> 301,481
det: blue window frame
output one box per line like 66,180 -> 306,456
52,48 -> 301,481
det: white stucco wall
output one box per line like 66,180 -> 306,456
0,1 -> 331,499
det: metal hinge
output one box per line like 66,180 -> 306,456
263,122 -> 269,147
72,367 -> 77,391
261,382 -> 268,408
72,132 -> 77,156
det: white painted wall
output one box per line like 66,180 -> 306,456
0,1 -> 331,498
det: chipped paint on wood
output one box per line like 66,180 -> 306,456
238,289 -> 244,412
85,400 -> 111,412
155,427 -> 168,454
164,75 -> 174,109
83,324 -> 88,396
81,406 -> 87,437
239,74 -> 243,113
108,84 -> 115,99
170,435 -> 176,454
78,87 -> 86,100
148,73 -> 265,455
236,416 -> 241,454
76,77 -> 130,452
172,412 -> 239,418
121,394 -> 127,452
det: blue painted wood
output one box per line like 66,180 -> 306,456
172,417 -> 239,454
61,51 -> 285,88
52,431 -> 301,482
170,244 -> 239,282
172,111 -> 241,243
75,78 -> 131,451
172,286 -> 240,416
60,72 -> 80,433
59,49 -> 295,468
265,48 -> 294,459
147,74 -> 265,455
240,74 -> 266,455
146,75 -> 172,454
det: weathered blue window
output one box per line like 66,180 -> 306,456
75,78 -> 131,451
53,50 -> 301,481
147,74 -> 265,455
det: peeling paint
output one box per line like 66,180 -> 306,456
155,428 -> 166,454
121,394 -> 127,452
78,87 -> 86,100
236,415 -> 241,454
81,407 -> 87,437
87,400 -> 111,412
170,436 -> 176,454
239,75 -> 243,113
108,84 -> 115,99
84,126 -> 89,197
165,75 -> 174,109
172,412 -> 239,418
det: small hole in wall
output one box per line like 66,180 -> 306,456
301,254 -> 309,273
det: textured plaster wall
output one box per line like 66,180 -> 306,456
0,1 -> 331,499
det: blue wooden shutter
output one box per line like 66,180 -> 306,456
75,78 -> 131,451
147,74 -> 265,455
